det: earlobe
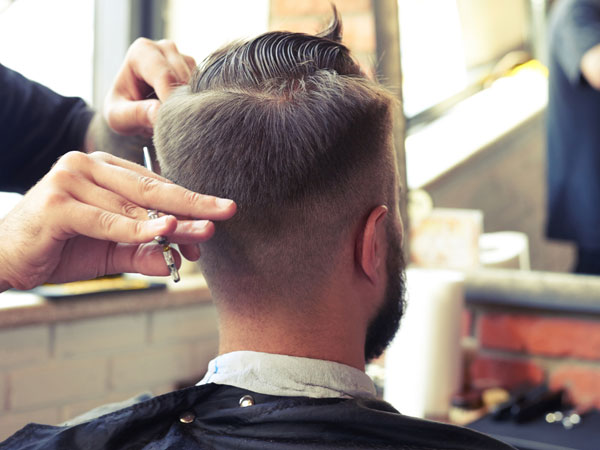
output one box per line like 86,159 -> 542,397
356,205 -> 388,284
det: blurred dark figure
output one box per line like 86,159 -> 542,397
547,0 -> 600,275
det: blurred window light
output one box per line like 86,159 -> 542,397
164,0 -> 270,65
399,0 -> 530,123
0,0 -> 94,103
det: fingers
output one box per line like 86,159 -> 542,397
59,200 -> 178,243
87,154 -> 237,220
179,244 -> 200,262
48,151 -> 233,243
128,38 -> 193,102
106,242 -> 183,276
183,54 -> 197,73
87,151 -> 170,183
156,39 -> 194,89
105,98 -> 160,136
104,37 -> 196,135
169,220 -> 215,244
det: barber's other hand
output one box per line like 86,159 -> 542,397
104,38 -> 196,136
0,152 -> 236,292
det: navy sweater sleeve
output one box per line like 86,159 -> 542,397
0,63 -> 95,193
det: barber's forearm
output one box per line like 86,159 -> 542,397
84,113 -> 153,163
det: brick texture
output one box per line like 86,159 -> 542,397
550,366 -> 600,409
0,406 -> 60,442
477,313 -> 600,360
10,358 -> 107,410
110,345 -> 192,390
54,314 -> 147,357
189,338 -> 219,376
151,304 -> 218,344
0,325 -> 49,368
470,355 -> 545,390
59,389 -> 150,423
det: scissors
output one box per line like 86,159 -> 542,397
142,146 -> 180,283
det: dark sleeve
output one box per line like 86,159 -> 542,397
0,63 -> 95,193
551,0 -> 600,86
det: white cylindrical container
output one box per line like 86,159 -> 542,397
384,268 -> 464,419
479,231 -> 531,270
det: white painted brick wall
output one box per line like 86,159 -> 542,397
0,406 -> 60,442
10,357 -> 107,410
152,304 -> 218,343
189,338 -> 219,376
110,344 -> 192,390
0,325 -> 49,368
54,314 -> 147,357
59,388 -> 148,423
0,302 -> 219,442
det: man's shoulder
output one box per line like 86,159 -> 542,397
1,384 -> 514,450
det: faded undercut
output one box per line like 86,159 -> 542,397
154,12 -> 397,306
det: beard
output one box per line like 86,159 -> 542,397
364,224 -> 406,362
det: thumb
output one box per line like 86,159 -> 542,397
106,99 -> 161,135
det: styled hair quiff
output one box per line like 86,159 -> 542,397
154,13 -> 397,305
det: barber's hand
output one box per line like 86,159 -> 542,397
0,152 -> 236,292
104,38 -> 196,136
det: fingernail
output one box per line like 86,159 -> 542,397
148,216 -> 169,232
216,198 -> 234,209
194,220 -> 211,231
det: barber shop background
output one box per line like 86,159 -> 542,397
1,0 -> 599,445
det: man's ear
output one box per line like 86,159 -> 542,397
355,205 -> 388,284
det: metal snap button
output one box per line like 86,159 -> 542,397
239,395 -> 255,407
179,411 -> 195,424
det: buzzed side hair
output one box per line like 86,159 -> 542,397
154,13 -> 397,306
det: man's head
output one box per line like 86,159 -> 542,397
154,13 -> 405,363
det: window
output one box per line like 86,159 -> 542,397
0,0 -> 95,102
164,0 -> 269,65
399,0 -> 534,128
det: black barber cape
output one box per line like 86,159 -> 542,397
1,384 -> 514,449
0,63 -> 93,193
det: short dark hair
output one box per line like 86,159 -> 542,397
154,12 -> 397,304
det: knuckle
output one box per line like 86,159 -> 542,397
158,39 -> 178,52
57,150 -> 87,168
98,210 -> 118,234
183,189 -> 202,206
89,151 -> 111,162
137,175 -> 160,197
160,67 -> 179,84
133,219 -> 146,238
47,168 -> 76,189
132,37 -> 152,50
120,200 -> 141,218
42,188 -> 69,210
